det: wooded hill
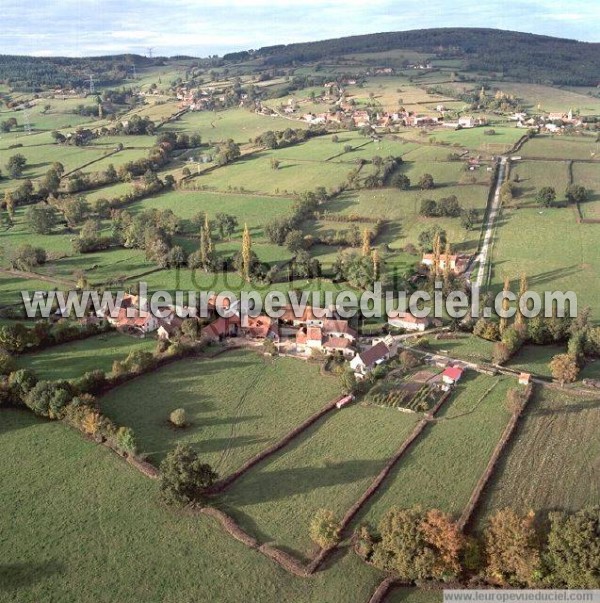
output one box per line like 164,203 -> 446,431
241,28 -> 600,87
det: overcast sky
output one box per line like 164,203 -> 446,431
2,0 -> 599,57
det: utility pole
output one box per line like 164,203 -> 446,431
147,47 -> 154,59
23,110 -> 32,135
85,74 -> 95,95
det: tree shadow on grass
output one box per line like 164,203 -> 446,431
222,458 -> 388,506
0,560 -> 64,592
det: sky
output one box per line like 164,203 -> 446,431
2,0 -> 599,57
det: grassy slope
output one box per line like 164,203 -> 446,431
0,408 -> 383,603
220,404 -> 419,559
16,332 -> 157,380
359,374 -> 513,523
99,349 -> 340,471
478,385 -> 600,520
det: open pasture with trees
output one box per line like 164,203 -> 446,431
508,160 -> 570,206
163,108 -> 308,144
319,183 -> 488,256
572,162 -> 600,219
505,344 -> 565,378
487,81 -> 600,115
0,409 -> 384,603
478,386 -> 600,519
99,349 -> 340,470
191,149 -> 353,195
127,189 -> 294,240
358,374 -> 513,522
220,404 -> 420,559
16,331 -> 156,380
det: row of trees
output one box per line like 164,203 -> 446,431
345,504 -> 600,588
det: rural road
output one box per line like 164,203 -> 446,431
473,156 -> 508,289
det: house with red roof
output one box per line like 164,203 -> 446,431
203,315 -> 240,342
442,366 -> 464,385
242,315 -> 279,341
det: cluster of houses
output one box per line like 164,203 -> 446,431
512,109 -> 583,133
298,106 -> 485,130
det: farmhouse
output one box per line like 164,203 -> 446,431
203,315 -> 240,341
442,366 -> 464,386
350,341 -> 391,378
280,304 -> 336,327
242,315 -> 279,341
296,325 -> 324,350
421,253 -> 470,274
388,311 -> 430,332
111,307 -> 158,334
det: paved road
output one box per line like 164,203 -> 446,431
473,156 -> 508,290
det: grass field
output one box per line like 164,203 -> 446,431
163,108 -> 309,144
572,162 -> 600,219
321,184 -> 487,255
0,408 -> 385,603
99,349 -> 340,471
196,150 -> 353,195
358,374 -> 513,522
220,404 -> 420,559
127,189 -> 294,240
510,160 -> 570,206
16,331 -> 157,380
487,81 -> 600,115
505,344 -> 564,378
419,335 -> 495,365
478,385 -> 600,521
490,205 -> 600,316
519,135 -> 600,160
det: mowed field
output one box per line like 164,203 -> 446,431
478,386 -> 600,520
220,404 -> 420,560
0,408 -> 384,603
163,107 -> 309,144
358,374 -> 513,523
16,331 -> 157,380
519,134 -> 600,160
99,349 -> 340,471
489,204 -> 600,315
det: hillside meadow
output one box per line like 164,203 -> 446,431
99,349 -> 340,471
0,408 -> 385,603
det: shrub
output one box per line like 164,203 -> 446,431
114,426 -> 137,456
24,380 -> 73,419
7,368 -> 38,402
169,408 -> 187,428
0,349 -> 15,375
483,508 -> 541,587
309,508 -> 341,549
159,444 -> 218,506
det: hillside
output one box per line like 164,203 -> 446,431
237,28 -> 600,86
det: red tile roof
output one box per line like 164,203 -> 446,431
323,337 -> 353,350
243,315 -> 278,339
442,367 -> 463,382
322,319 -> 357,339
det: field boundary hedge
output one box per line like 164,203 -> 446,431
366,577 -> 400,603
457,383 -> 534,531
207,394 -> 343,494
